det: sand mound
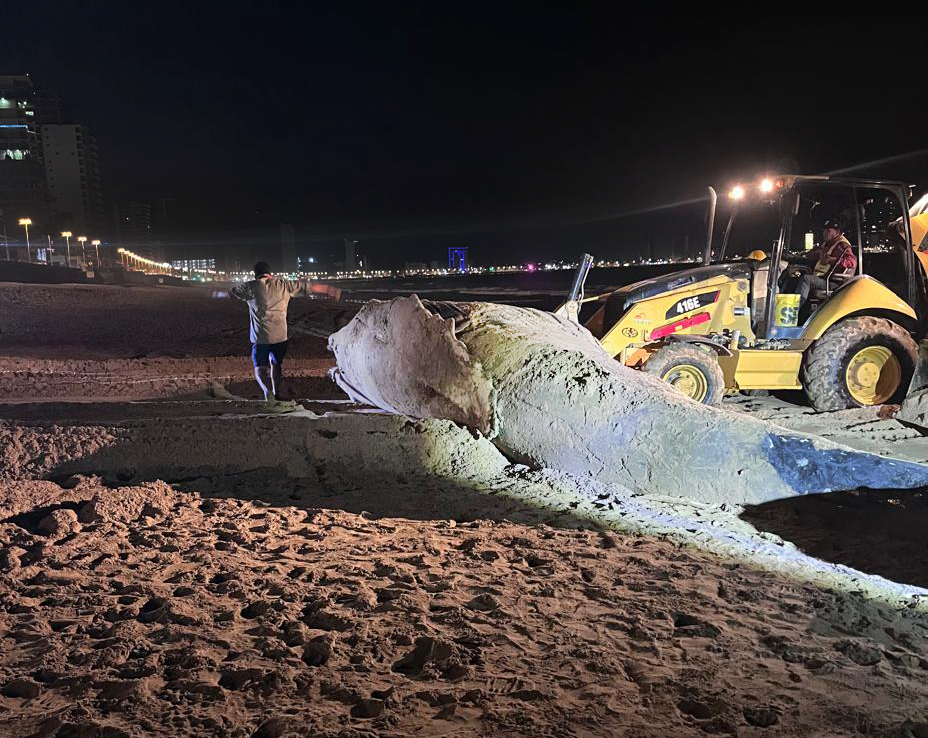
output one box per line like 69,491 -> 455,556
329,296 -> 928,504
0,412 -> 509,486
2,479 -> 927,737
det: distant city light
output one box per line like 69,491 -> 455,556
728,186 -> 745,200
121,247 -> 172,273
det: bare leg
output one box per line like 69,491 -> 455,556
254,366 -> 273,401
271,362 -> 283,400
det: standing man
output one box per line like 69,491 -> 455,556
231,261 -> 341,404
789,219 -> 857,308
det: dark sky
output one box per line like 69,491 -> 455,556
6,3 -> 927,267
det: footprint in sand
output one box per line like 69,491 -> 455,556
392,636 -> 454,676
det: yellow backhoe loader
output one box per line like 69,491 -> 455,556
558,175 -> 928,410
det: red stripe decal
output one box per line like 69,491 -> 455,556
650,311 -> 711,340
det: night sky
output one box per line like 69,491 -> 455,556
6,3 -> 927,267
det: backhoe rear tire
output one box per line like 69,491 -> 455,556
801,316 -> 917,411
643,343 -> 725,405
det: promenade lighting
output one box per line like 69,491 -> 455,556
77,236 -> 87,264
62,232 -> 72,266
117,248 -> 171,274
18,218 -> 31,261
92,239 -> 101,266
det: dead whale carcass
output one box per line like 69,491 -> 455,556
329,295 -> 928,505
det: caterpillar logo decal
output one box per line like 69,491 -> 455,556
665,290 -> 720,319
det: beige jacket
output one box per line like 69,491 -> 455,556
231,276 -> 313,344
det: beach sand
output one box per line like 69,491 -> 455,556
1,282 -> 927,737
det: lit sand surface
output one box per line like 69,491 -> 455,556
2,284 -> 928,736
2,403 -> 926,606
2,406 -> 928,736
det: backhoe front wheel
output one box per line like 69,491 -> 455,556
802,316 -> 918,411
643,343 -> 725,405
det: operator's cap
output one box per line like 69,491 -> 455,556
822,219 -> 844,232
254,261 -> 272,277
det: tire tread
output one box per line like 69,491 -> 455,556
801,316 -> 917,411
643,343 -> 726,405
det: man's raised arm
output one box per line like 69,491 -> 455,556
287,278 -> 342,301
212,282 -> 251,300
229,282 -> 251,301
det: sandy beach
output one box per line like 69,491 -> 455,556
2,282 -> 928,737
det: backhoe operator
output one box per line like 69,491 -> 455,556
788,219 -> 857,307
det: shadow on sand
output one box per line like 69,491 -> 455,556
742,487 -> 928,589
9,400 -> 927,591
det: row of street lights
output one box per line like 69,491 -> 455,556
5,221 -> 173,277
59,231 -> 100,267
8,219 -> 101,267
10,220 -> 167,276
117,248 -> 172,274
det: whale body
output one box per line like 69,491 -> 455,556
329,296 -> 928,504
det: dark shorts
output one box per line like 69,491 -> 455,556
251,341 -> 288,368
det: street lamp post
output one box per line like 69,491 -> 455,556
92,240 -> 101,267
18,218 -> 32,262
77,236 -> 87,266
61,231 -> 72,267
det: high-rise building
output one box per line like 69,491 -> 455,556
171,258 -> 215,273
43,124 -> 106,236
281,223 -> 297,273
114,202 -> 154,260
448,246 -> 468,271
35,90 -> 65,126
152,197 -> 174,262
0,75 -> 53,235
344,239 -> 357,271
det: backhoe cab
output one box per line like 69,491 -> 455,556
558,175 -> 928,410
